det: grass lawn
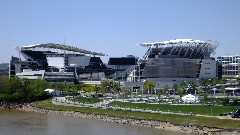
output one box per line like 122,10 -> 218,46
67,97 -> 103,104
111,101 -> 240,116
33,99 -> 240,129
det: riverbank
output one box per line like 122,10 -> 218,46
0,101 -> 24,109
1,101 -> 239,135
21,103 -> 240,134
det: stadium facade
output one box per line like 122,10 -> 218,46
127,39 -> 220,84
107,55 -> 138,81
9,39 -> 221,86
9,43 -> 111,83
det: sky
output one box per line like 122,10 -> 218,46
1,0 -> 240,63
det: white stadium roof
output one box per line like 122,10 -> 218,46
140,39 -> 215,47
21,43 -> 105,56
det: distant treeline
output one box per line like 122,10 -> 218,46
0,63 -> 9,69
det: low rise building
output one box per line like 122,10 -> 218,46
217,55 -> 240,78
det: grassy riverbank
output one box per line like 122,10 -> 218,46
111,101 -> 239,116
33,99 -> 240,129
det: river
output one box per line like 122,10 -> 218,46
0,109 -> 196,135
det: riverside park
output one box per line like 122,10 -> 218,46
1,77 -> 240,134
35,95 -> 240,125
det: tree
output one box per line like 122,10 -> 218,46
180,81 -> 187,88
203,93 -> 208,103
143,80 -> 155,95
197,86 -> 204,95
219,77 -> 227,84
48,82 -> 66,91
25,79 -> 49,101
99,79 -> 119,95
188,80 -> 197,94
189,81 -> 197,88
199,78 -> 215,92
124,87 -> 131,97
81,84 -> 96,92
200,78 -> 208,86
212,78 -> 220,85
173,83 -> 179,95
178,81 -> 187,100
0,75 -> 8,92
219,86 -> 226,96
161,84 -> 169,96
0,77 -> 50,103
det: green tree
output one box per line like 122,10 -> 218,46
178,81 -> 187,99
219,86 -> 226,96
143,80 -> 155,95
26,79 -> 49,101
48,82 -> 66,91
0,75 -> 8,92
212,78 -> 220,85
200,78 -> 208,86
99,79 -> 119,94
124,87 -> 131,97
0,77 -> 50,103
189,80 -> 197,94
203,93 -> 208,102
197,86 -> 204,95
189,81 -> 197,88
199,78 -> 215,92
161,84 -> 169,96
173,83 -> 179,94
81,84 -> 97,92
220,77 -> 227,84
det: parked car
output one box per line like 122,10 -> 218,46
231,108 -> 240,118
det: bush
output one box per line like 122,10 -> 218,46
0,77 -> 51,103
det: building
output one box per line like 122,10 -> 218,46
217,55 -> 240,78
127,39 -> 220,87
107,55 -> 138,81
10,43 -> 111,83
9,40 -> 220,87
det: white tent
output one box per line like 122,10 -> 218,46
181,94 -> 199,103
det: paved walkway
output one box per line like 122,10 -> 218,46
52,97 -> 193,115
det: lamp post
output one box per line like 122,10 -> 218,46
158,84 -> 160,103
142,80 -> 146,101
106,86 -> 109,97
195,87 -> 197,104
155,87 -> 157,102
138,61 -> 141,82
133,68 -> 136,82
131,86 -> 133,99
194,79 -> 198,104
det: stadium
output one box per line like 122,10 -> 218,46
9,43 -> 112,83
9,39 -> 221,86
127,39 -> 221,83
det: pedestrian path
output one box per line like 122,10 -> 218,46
52,97 -> 193,116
